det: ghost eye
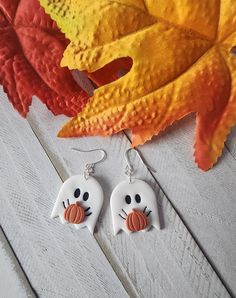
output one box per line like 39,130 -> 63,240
135,194 -> 141,203
74,188 -> 80,198
83,192 -> 89,201
125,195 -> 131,204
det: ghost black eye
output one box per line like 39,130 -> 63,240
74,188 -> 80,198
125,195 -> 131,204
83,192 -> 89,201
135,194 -> 141,203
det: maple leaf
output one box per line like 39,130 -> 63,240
40,0 -> 236,170
0,0 -> 90,117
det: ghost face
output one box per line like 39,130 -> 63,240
51,175 -> 103,234
110,179 -> 160,235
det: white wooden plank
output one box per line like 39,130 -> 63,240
25,95 -> 231,298
0,89 -> 128,298
136,114 -> 236,296
0,227 -> 36,298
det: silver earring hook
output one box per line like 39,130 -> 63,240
125,148 -> 156,183
71,148 -> 107,179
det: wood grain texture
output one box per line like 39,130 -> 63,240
0,89 -> 128,298
21,94 -> 231,297
0,227 -> 36,298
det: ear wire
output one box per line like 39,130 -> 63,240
125,148 -> 156,183
71,148 -> 107,179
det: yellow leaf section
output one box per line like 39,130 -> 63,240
61,22 -> 211,117
217,0 -> 236,41
146,0 -> 219,40
39,0 -> 156,53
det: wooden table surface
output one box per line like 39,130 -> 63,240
0,86 -> 235,298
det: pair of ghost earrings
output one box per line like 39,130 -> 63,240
51,148 -> 160,235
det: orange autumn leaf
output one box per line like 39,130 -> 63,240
40,0 -> 236,170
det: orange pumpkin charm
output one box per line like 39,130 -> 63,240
64,202 -> 85,224
125,209 -> 148,232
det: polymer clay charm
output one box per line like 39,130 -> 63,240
51,148 -> 106,234
51,175 -> 103,234
110,148 -> 160,235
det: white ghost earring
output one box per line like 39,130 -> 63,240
110,148 -> 160,235
51,148 -> 106,234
